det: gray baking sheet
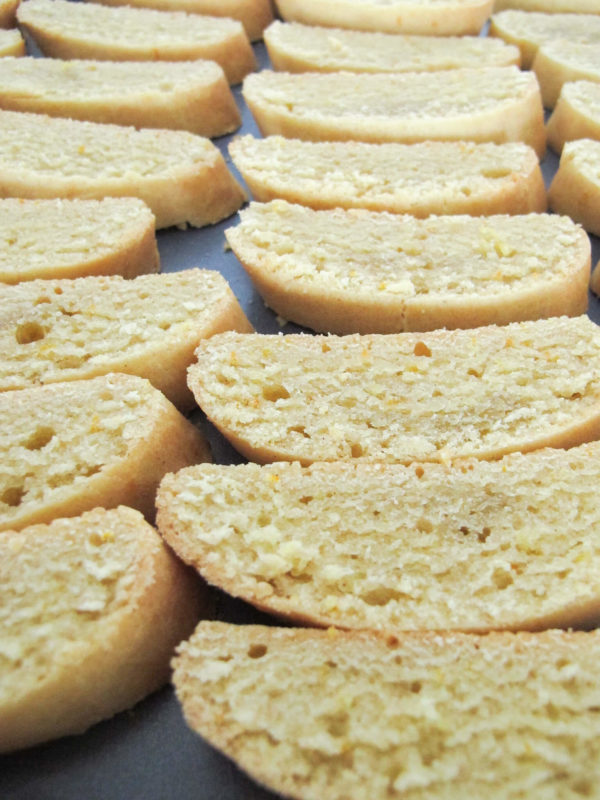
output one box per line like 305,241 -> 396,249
2,36 -> 600,800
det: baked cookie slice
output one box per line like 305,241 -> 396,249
547,80 -> 600,153
0,27 -> 24,54
0,110 -> 246,229
549,138 -> 600,236
229,136 -> 546,216
264,20 -> 520,73
0,56 -> 241,137
0,506 -> 205,753
188,317 -> 600,465
0,0 -> 18,27
0,269 -> 252,409
17,0 -> 256,84
0,373 -> 211,531
173,622 -> 600,800
242,68 -> 546,157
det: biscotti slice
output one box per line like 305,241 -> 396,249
225,203 -> 589,334
490,10 -> 600,69
158,442 -> 600,634
0,269 -> 252,409
87,0 -> 274,41
0,27 -> 24,54
0,0 -> 18,27
0,506 -> 204,754
548,138 -> 600,237
242,68 -> 546,157
273,0 -> 493,36
547,81 -> 600,153
0,56 -> 241,137
0,197 -> 159,284
0,373 -> 210,531
188,317 -> 600,465
0,110 -> 246,229
533,41 -> 600,108
173,622 -> 600,800
229,136 -> 547,216
264,21 -> 520,74
17,0 -> 256,84
494,0 -> 600,12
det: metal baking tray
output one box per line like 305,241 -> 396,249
2,37 -> 600,800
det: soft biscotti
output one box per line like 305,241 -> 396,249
0,56 -> 241,137
548,138 -> 600,237
547,81 -> 600,153
0,269 -> 252,409
0,506 -> 205,753
273,0 -> 494,36
173,622 -> 600,800
0,373 -> 211,531
0,0 -> 18,27
0,27 -> 24,54
533,41 -> 600,108
0,110 -> 246,229
225,203 -> 589,333
157,442 -> 600,633
0,197 -> 159,284
264,21 -> 520,73
17,0 -> 256,84
229,136 -> 547,216
490,10 -> 600,69
86,0 -> 274,41
188,317 -> 600,465
242,68 -> 546,157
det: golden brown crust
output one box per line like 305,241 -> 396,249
0,506 -> 206,753
0,0 -> 18,27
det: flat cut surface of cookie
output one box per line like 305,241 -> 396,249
85,0 -> 274,41
229,136 -> 546,216
188,317 -> 600,465
0,197 -> 159,283
264,20 -> 520,73
0,506 -> 204,753
274,0 -> 494,36
490,9 -> 600,68
0,109 -> 246,229
173,622 -> 600,800
0,373 -> 211,531
242,68 -> 546,157
225,203 -> 589,333
157,442 -> 600,633
549,138 -> 600,237
0,26 -> 23,54
17,0 -> 256,84
0,269 -> 253,408
0,56 -> 241,136
547,80 -> 600,153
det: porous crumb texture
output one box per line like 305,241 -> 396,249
264,21 -> 520,73
173,623 -> 600,800
274,0 -> 494,36
242,68 -> 545,156
534,42 -> 600,108
0,373 -> 210,531
86,0 -> 274,41
490,10 -> 600,68
17,0 -> 257,83
225,202 -> 588,332
0,27 -> 24,55
0,197 -> 159,283
549,139 -> 600,237
0,506 -> 203,752
229,136 -> 546,216
157,443 -> 600,632
0,109 -> 246,229
0,56 -> 241,136
547,81 -> 600,154
0,269 -> 252,406
188,317 -> 600,465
